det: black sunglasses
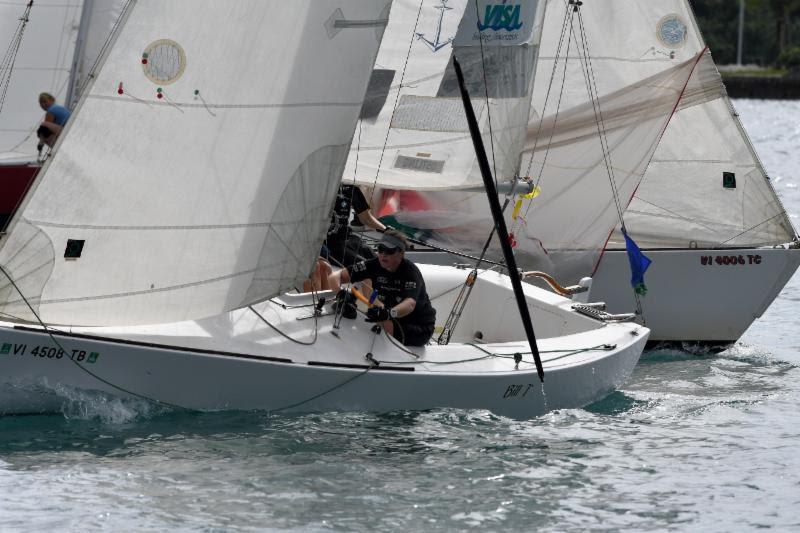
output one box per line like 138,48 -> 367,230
377,244 -> 400,255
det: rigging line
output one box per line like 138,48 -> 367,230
340,119 -> 371,265
573,8 -> 643,316
248,304 -> 319,346
73,0 -> 135,106
268,366 -> 373,414
0,263 -> 184,409
517,2 -> 576,227
369,0 -> 425,191
49,0 -> 73,92
522,0 -> 573,179
358,229 -> 508,269
471,0 -> 499,186
379,335 -> 615,365
0,1 -> 32,116
575,8 -> 624,227
436,188 -> 520,345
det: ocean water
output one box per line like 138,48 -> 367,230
1,100 -> 799,532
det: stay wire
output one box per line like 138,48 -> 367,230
574,8 -> 624,227
0,1 -> 32,116
49,0 -> 72,92
368,0 -> 425,194
339,0 -> 424,266
517,1 -> 576,228
72,0 -> 136,107
574,7 -> 643,315
522,0 -> 573,180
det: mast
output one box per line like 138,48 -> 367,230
65,0 -> 93,108
453,56 -> 544,382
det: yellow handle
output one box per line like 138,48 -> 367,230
350,287 -> 372,307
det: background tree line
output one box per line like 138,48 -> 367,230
691,0 -> 800,68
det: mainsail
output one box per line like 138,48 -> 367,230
0,0 -> 390,326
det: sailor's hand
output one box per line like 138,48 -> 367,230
365,306 -> 390,323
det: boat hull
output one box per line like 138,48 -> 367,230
0,161 -> 39,231
0,266 -> 648,419
0,324 -> 645,419
408,246 -> 800,345
591,247 -> 800,345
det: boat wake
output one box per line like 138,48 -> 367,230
0,378 -> 172,423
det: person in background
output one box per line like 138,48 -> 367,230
303,184 -> 385,292
36,92 -> 70,152
327,230 -> 436,347
324,184 -> 386,268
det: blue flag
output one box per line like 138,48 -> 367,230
622,229 -> 652,296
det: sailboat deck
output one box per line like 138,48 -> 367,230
34,266 -> 643,376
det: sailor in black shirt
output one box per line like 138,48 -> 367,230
324,184 -> 385,268
328,230 -> 436,346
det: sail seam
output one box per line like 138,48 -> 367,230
24,219 -> 301,231
88,95 -> 363,109
8,267 -> 261,306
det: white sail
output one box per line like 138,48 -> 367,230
345,0 -> 545,191
0,0 -> 83,159
0,0 -> 128,161
368,0 -> 715,284
615,4 -> 797,249
66,0 -> 129,108
507,0 -> 709,282
0,0 -> 390,326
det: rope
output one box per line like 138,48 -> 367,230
70,0 -> 136,106
520,270 -> 574,297
267,366 -> 374,413
573,6 -> 643,316
516,0 -> 574,230
0,1 -> 32,116
368,0 -> 425,193
375,339 -> 615,367
248,305 -> 319,346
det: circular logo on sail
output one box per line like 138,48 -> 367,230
142,39 -> 186,85
657,15 -> 687,48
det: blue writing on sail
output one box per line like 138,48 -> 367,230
478,2 -> 523,32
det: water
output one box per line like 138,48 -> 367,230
1,100 -> 799,531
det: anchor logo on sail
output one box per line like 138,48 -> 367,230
415,1 -> 455,52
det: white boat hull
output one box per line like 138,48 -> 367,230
590,247 -> 800,345
0,265 -> 648,419
408,245 -> 800,346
